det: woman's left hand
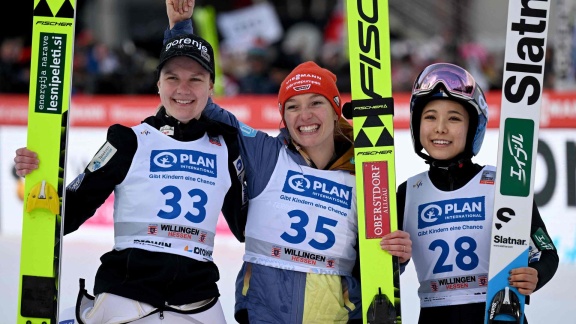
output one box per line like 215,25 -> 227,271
166,0 -> 194,28
509,267 -> 538,295
380,230 -> 412,263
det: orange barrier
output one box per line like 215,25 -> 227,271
1,92 -> 575,128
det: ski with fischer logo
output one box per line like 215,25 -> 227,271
485,1 -> 551,323
344,1 -> 400,323
17,0 -> 76,323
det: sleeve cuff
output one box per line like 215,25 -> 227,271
163,20 -> 194,43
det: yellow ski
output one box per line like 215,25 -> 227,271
17,0 -> 76,323
345,1 -> 400,323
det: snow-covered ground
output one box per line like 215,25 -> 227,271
1,230 -> 575,324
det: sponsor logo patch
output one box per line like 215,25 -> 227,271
234,156 -> 244,175
208,136 -> 222,146
532,227 -> 555,251
67,173 -> 85,192
240,122 -> 257,137
159,125 -> 174,136
87,142 -> 117,172
293,84 -> 312,91
480,170 -> 496,185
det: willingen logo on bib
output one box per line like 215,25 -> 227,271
150,149 -> 217,177
282,170 -> 353,209
417,196 -> 486,229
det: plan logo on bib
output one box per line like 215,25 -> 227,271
282,170 -> 353,209
417,196 -> 486,229
150,149 -> 217,177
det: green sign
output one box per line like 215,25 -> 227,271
500,118 -> 534,197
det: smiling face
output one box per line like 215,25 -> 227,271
157,56 -> 213,123
283,93 -> 337,155
419,99 -> 470,161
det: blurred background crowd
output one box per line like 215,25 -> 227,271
1,0 -> 573,96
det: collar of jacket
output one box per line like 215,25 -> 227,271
428,159 -> 482,191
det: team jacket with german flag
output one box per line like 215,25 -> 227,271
62,107 -> 247,308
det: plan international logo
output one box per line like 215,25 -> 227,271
282,170 -> 353,209
417,196 -> 486,229
150,149 -> 217,177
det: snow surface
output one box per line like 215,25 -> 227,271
1,229 -> 574,324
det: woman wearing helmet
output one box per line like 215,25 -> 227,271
387,63 -> 558,323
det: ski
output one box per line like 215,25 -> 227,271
17,0 -> 77,323
485,1 -> 551,323
344,1 -> 400,323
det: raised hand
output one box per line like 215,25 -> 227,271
167,0 -> 194,28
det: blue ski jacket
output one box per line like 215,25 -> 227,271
165,20 -> 365,324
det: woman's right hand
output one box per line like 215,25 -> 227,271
14,147 -> 40,177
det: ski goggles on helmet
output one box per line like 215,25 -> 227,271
412,63 -> 478,99
411,62 -> 488,118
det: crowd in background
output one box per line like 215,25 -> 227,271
0,0 -> 558,96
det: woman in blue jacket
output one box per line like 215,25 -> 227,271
163,3 -> 412,323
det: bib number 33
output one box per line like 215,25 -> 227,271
158,185 -> 208,223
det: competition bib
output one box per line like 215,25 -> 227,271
405,166 -> 496,307
113,123 -> 231,262
244,149 -> 358,275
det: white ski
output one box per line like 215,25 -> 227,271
485,1 -> 551,323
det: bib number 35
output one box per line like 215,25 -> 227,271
280,209 -> 338,251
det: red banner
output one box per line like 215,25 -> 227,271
363,161 -> 391,239
1,92 -> 575,128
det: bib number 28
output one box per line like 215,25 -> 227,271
430,236 -> 479,274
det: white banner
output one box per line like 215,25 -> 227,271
216,2 -> 283,52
